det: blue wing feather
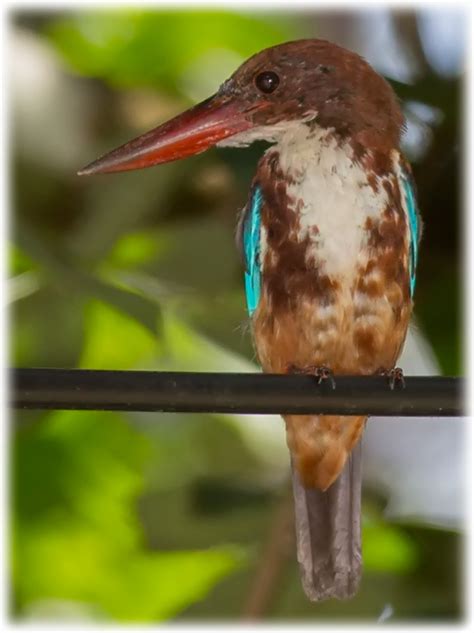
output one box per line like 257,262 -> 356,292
242,186 -> 263,315
400,171 -> 420,298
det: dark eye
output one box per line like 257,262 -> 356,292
255,71 -> 280,94
317,65 -> 332,74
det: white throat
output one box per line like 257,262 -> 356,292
266,123 -> 392,280
221,118 -> 395,280
244,122 -> 389,278
216,112 -> 318,149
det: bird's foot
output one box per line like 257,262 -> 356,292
378,366 -> 405,390
314,366 -> 337,390
286,363 -> 336,390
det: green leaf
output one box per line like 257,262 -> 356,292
362,517 -> 419,574
108,232 -> 164,268
12,409 -> 245,621
46,10 -> 302,94
11,287 -> 86,368
80,299 -> 160,369
100,547 -> 245,621
9,243 -> 36,276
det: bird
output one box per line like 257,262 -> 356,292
79,39 -> 421,602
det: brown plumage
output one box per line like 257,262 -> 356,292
236,42 -> 415,601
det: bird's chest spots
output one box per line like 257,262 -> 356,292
259,138 -> 393,309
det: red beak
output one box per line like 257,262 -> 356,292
78,94 -> 256,175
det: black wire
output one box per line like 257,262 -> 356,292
10,368 -> 464,416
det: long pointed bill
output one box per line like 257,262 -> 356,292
78,94 -> 256,175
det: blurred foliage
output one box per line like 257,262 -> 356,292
362,516 -> 418,574
45,10 -> 303,96
13,409 -> 244,621
10,7 -> 462,624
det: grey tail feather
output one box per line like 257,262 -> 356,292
291,441 -> 363,601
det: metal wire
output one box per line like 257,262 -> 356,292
10,368 -> 464,416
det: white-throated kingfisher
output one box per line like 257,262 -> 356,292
79,39 -> 421,602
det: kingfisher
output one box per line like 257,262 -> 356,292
79,39 -> 421,602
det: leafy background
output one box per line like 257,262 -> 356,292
9,7 -> 463,623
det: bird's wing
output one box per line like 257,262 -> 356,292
236,185 -> 263,316
399,161 -> 422,298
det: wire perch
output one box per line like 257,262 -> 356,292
10,368 -> 464,416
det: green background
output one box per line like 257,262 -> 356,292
10,8 -> 462,623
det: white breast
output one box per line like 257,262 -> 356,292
275,126 -> 390,280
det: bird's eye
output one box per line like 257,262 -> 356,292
255,71 -> 280,94
317,65 -> 332,74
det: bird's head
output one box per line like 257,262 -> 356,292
79,39 -> 403,176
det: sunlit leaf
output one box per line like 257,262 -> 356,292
8,272 -> 41,304
80,300 -> 160,369
363,518 -> 419,574
12,409 -> 245,621
46,10 -> 303,94
108,232 -> 164,267
9,243 -> 36,276
101,547 -> 246,621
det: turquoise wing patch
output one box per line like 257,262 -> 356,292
401,171 -> 420,298
242,186 -> 263,316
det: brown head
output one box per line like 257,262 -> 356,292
79,39 -> 404,175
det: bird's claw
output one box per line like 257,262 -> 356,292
378,367 -> 405,390
314,365 -> 336,390
287,363 -> 336,390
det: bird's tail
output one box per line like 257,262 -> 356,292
291,439 -> 363,601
